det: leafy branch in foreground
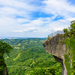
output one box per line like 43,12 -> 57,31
0,40 -> 13,75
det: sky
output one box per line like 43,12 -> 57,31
0,0 -> 75,38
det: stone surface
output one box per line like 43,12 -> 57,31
43,34 -> 69,75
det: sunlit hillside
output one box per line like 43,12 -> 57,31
2,38 -> 62,75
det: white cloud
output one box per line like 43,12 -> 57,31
12,27 -> 39,32
16,19 -> 31,23
0,0 -> 38,20
42,0 -> 75,18
12,30 -> 23,32
0,0 -> 36,11
0,0 -> 75,37
67,18 -> 75,21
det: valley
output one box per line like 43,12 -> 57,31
2,38 -> 62,75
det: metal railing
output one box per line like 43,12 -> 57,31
48,30 -> 64,38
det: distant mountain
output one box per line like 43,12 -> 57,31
0,38 -> 46,51
0,36 -> 46,39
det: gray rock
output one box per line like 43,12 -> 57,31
43,34 -> 72,75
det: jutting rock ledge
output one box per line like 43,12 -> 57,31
43,34 -> 71,75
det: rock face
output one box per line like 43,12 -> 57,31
43,34 -> 69,75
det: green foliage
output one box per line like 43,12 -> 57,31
0,40 -> 13,75
61,21 -> 75,75
0,40 -> 13,56
2,38 -> 62,75
2,38 -> 46,51
63,21 -> 75,37
47,37 -> 51,40
29,68 -> 56,75
64,54 -> 71,75
63,28 -> 68,33
69,22 -> 75,37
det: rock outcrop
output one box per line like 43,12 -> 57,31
43,34 -> 70,75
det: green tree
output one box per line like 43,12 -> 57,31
63,28 -> 68,33
63,28 -> 69,37
62,20 -> 75,75
63,20 -> 75,37
70,21 -> 75,36
0,40 -> 13,75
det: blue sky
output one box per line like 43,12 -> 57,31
0,0 -> 75,38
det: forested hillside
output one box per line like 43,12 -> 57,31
2,38 -> 46,51
2,38 -> 62,75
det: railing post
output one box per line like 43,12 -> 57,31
47,31 -> 64,38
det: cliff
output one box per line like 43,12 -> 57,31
43,34 -> 72,75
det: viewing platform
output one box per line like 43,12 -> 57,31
48,30 -> 64,38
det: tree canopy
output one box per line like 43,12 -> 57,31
62,20 -> 75,75
63,20 -> 75,37
0,40 -> 13,56
0,40 -> 13,75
